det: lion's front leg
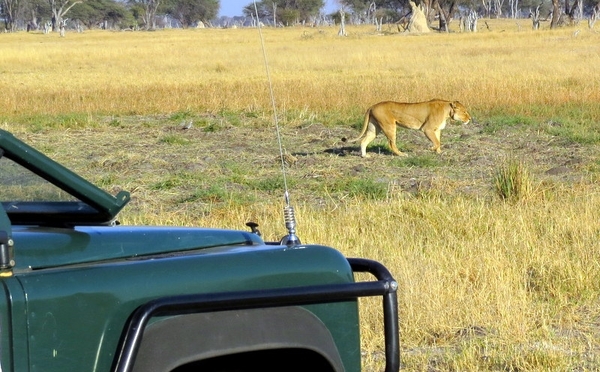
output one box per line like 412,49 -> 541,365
424,128 -> 442,153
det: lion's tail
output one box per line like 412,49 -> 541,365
342,107 -> 371,143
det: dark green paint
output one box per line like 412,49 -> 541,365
6,241 -> 361,372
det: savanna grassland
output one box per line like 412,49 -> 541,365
1,20 -> 600,371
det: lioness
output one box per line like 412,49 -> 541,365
345,99 -> 471,157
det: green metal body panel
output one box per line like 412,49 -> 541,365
2,225 -> 361,372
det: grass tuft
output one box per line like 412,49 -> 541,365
493,157 -> 534,203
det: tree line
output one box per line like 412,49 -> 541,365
2,0 -> 599,32
246,0 -> 600,30
0,0 -> 218,31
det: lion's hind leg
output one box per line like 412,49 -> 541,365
387,138 -> 407,157
359,122 -> 378,157
379,120 -> 406,157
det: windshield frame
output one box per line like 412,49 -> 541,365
0,130 -> 130,226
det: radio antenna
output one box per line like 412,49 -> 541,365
253,1 -> 300,247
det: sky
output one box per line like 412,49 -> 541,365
218,0 -> 340,17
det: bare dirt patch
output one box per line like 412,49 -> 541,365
16,114 -> 598,211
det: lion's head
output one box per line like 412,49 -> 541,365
450,101 -> 471,124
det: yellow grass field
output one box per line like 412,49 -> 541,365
1,21 -> 600,371
1,21 -> 599,118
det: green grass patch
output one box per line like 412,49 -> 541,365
481,115 -> 536,134
108,117 -> 123,128
159,134 -> 191,145
365,143 -> 407,156
17,113 -> 98,132
245,176 -> 295,193
328,178 -> 388,200
178,183 -> 231,204
169,110 -> 195,122
322,108 -> 363,128
150,171 -> 201,191
150,177 -> 184,191
544,119 -> 600,145
219,109 -> 243,126
96,174 -> 119,188
390,154 -> 440,168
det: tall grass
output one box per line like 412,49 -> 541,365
1,22 -> 599,122
123,186 -> 600,371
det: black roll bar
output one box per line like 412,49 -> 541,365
112,258 -> 400,372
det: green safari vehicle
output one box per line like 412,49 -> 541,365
0,129 -> 399,372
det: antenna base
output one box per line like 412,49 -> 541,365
280,234 -> 301,247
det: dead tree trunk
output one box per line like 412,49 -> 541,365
467,10 -> 478,31
509,0 -> 519,18
435,0 -> 449,32
481,0 -> 491,18
566,0 -> 582,24
550,0 -> 561,28
493,0 -> 504,18
368,1 -> 376,26
375,17 -> 383,32
59,18 -> 66,36
338,8 -> 347,36
589,4 -> 599,28
529,4 -> 541,29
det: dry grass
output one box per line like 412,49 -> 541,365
126,188 -> 600,371
123,188 -> 600,371
1,21 -> 599,119
2,22 -> 600,371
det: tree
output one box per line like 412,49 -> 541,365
431,0 -> 459,31
550,0 -> 560,27
508,0 -> 519,18
48,0 -> 83,30
68,0 -> 129,28
251,0 -> 324,25
19,0 -> 51,30
1,0 -> 22,31
242,1 -> 267,18
339,0 -> 368,17
128,0 -> 160,29
338,7 -> 346,34
162,0 -> 217,27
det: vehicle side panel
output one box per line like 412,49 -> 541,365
13,244 -> 360,372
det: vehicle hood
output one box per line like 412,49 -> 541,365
12,225 -> 264,270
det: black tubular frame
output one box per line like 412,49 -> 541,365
111,257 -> 400,372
